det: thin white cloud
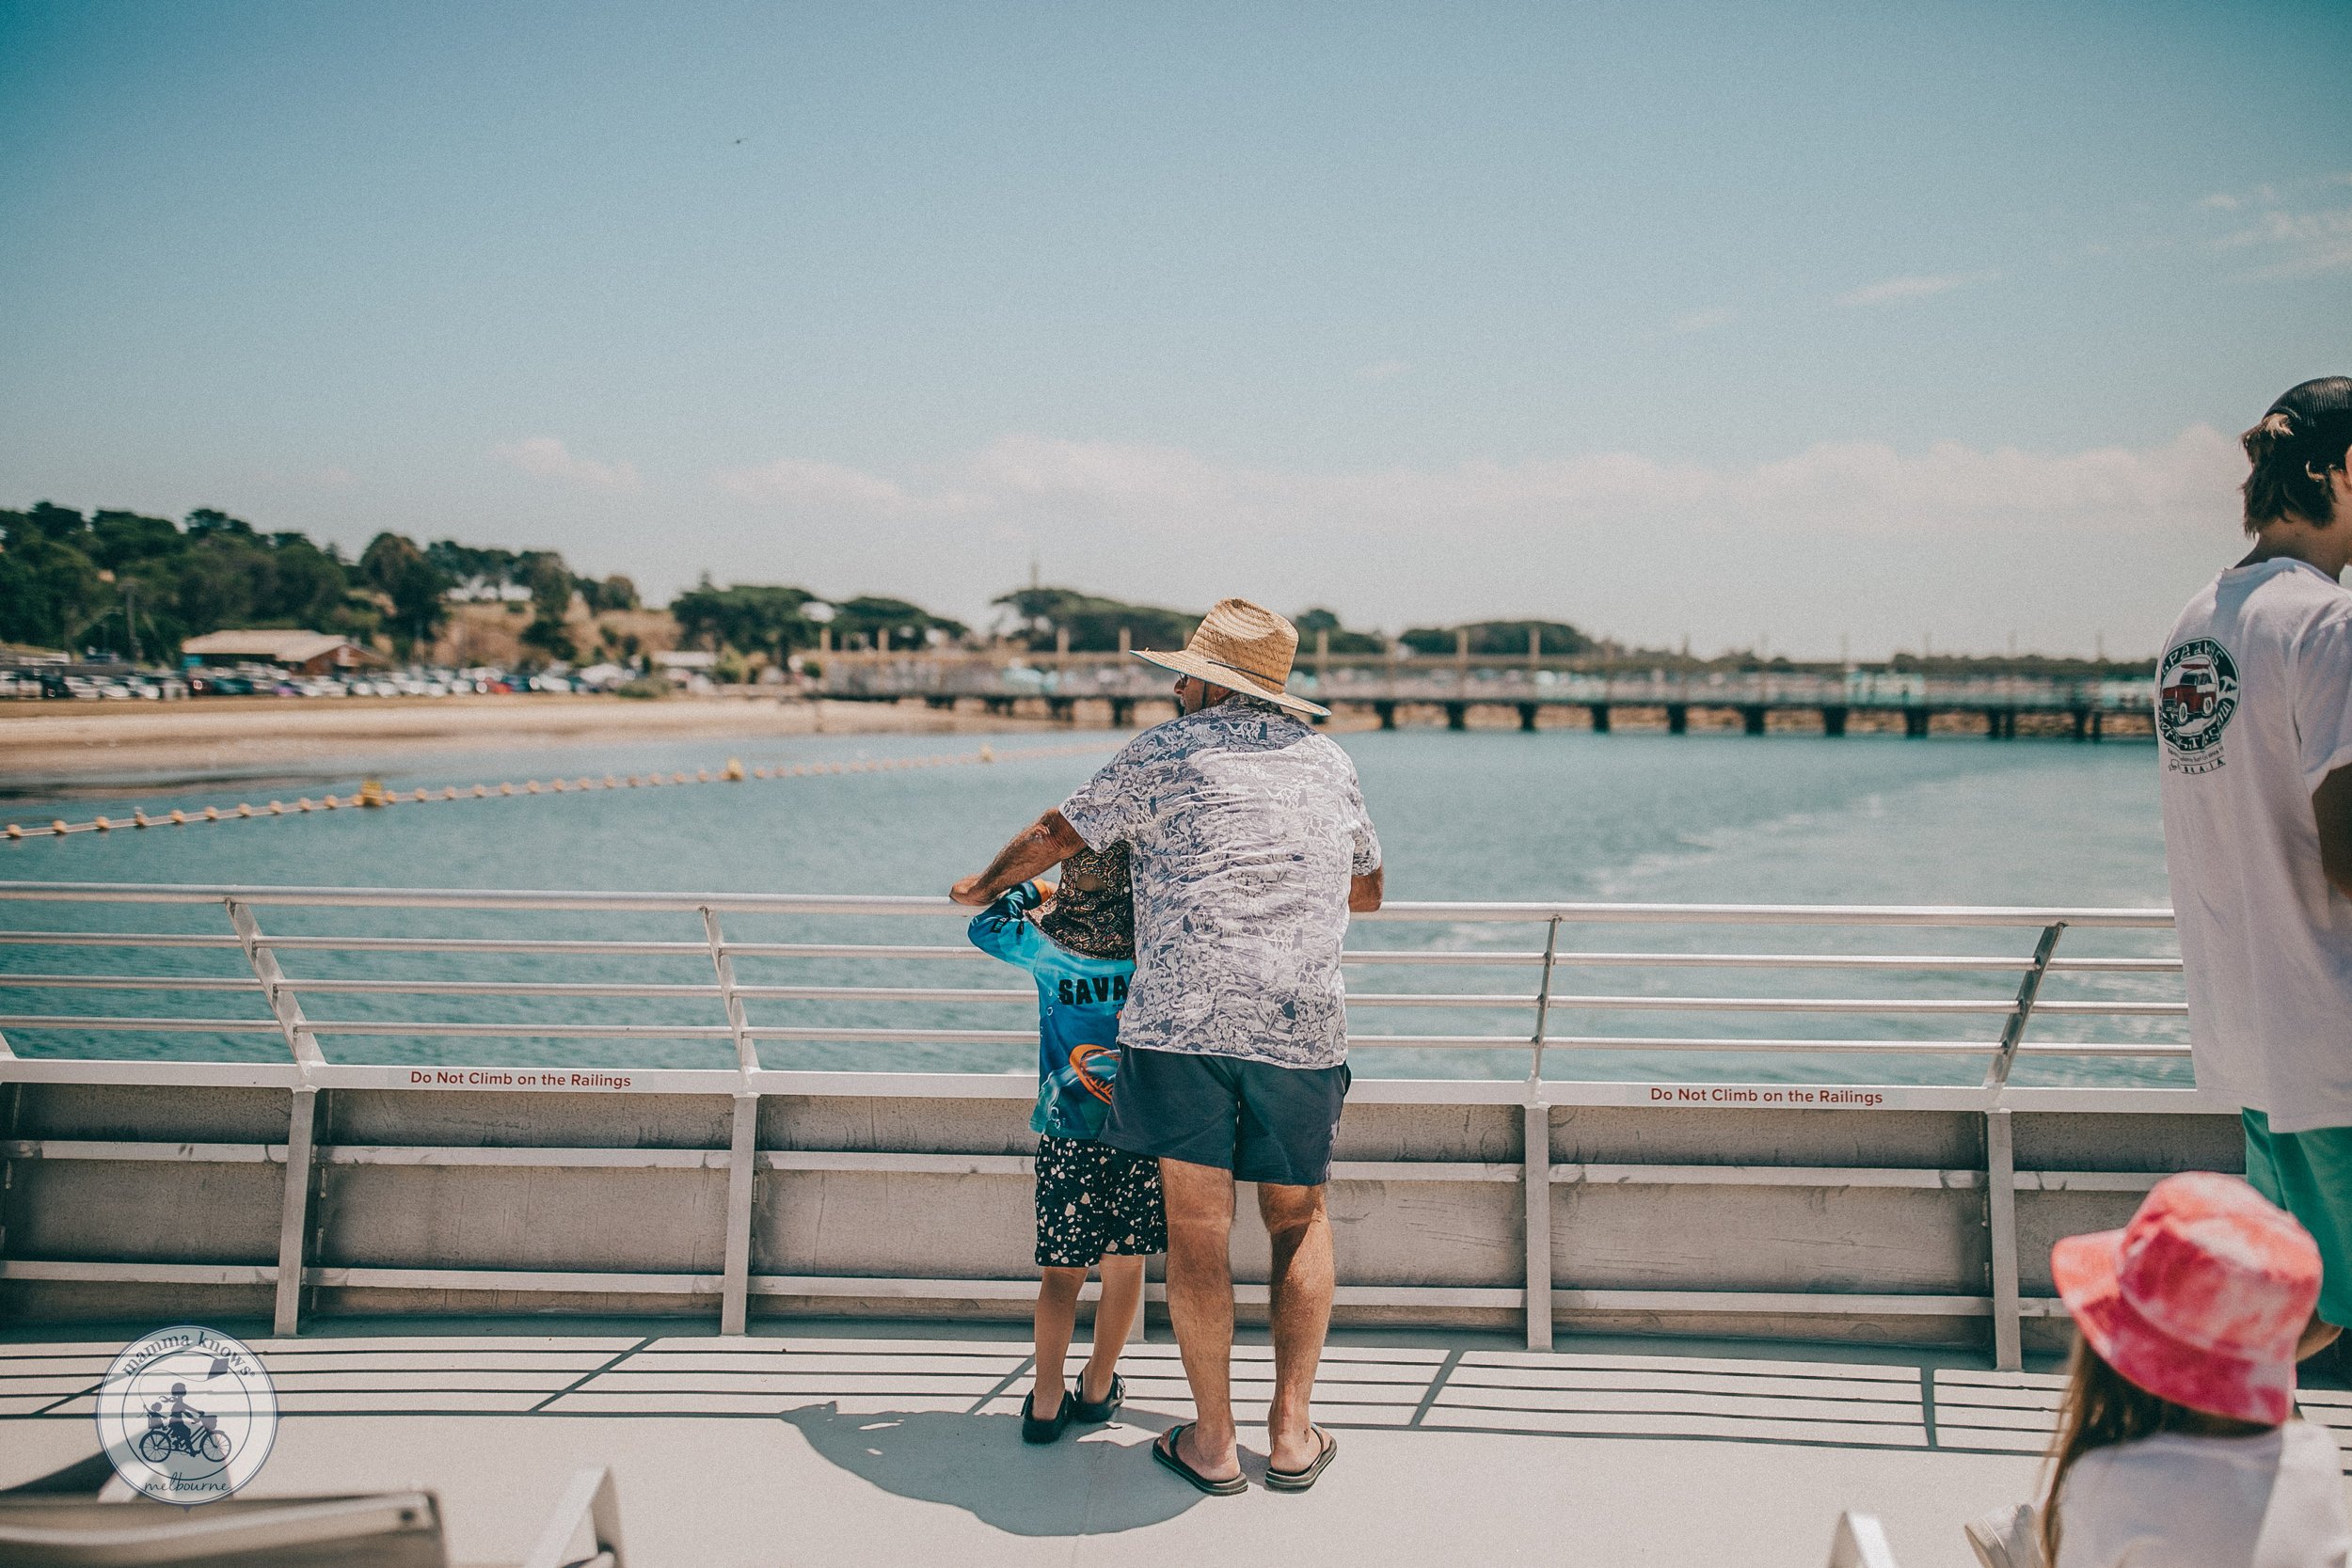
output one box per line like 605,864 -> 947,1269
712,455 -> 915,511
2216,204 -> 2352,276
717,426 -> 2237,538
1357,358 -> 1409,383
2199,192 -> 2241,212
698,427 -> 2242,657
1672,308 -> 1738,334
1837,270 -> 2002,307
492,437 -> 640,491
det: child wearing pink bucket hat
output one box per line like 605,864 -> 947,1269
2033,1171 -> 2350,1566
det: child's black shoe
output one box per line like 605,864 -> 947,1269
1021,1386 -> 1073,1444
1069,1372 -> 1123,1424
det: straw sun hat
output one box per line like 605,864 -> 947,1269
1132,598 -> 1329,718
2051,1171 -> 2321,1425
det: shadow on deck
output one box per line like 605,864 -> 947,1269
5,1320 -> 2349,1567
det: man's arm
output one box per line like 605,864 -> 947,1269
950,810 -> 1087,906
2319,767 -> 2352,900
1348,866 -> 1384,913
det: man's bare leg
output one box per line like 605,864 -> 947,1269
1160,1157 -> 1242,1481
1259,1180 -> 1335,1474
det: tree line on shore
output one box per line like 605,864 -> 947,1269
1,499 -> 2140,677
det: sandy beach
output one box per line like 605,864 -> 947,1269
0,694 -> 1076,785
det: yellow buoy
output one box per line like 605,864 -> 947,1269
723,758 -> 744,781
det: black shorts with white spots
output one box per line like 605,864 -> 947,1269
1034,1133 -> 1168,1268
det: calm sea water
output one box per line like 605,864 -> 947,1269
0,726 -> 2183,1086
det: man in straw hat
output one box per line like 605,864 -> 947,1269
952,598 -> 1383,1495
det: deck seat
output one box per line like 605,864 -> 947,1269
0,1461 -> 621,1568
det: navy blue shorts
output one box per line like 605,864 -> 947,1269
1101,1046 -> 1350,1187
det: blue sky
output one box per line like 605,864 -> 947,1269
3,1 -> 2347,657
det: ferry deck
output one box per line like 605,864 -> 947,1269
0,879 -> 2337,1566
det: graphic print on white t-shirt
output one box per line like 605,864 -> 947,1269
2157,557 -> 2352,1132
2158,637 -> 2240,775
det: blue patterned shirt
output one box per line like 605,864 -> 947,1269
1057,699 -> 1381,1069
968,881 -> 1135,1138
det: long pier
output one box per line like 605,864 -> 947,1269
818,656 -> 2156,740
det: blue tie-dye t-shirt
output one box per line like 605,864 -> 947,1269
968,881 -> 1135,1139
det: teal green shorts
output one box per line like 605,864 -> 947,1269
2243,1109 -> 2352,1327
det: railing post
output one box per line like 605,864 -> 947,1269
274,1085 -> 319,1336
226,898 -> 323,1067
1983,922 -> 2065,1089
702,908 -> 760,1073
1528,916 -> 1563,1086
1985,1105 -> 2022,1371
721,1090 -> 758,1335
1524,1099 -> 1553,1352
1524,916 -> 1562,1352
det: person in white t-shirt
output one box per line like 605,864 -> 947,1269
2035,1173 -> 2348,1568
2158,375 -> 2352,1359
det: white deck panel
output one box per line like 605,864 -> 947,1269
14,1323 -> 2348,1567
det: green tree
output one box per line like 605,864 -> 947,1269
583,574 -> 640,612
0,504 -> 104,649
670,580 -> 818,657
1293,608 -> 1385,655
831,594 -> 966,651
1399,619 -> 1591,657
358,532 -> 452,657
990,587 -> 1192,653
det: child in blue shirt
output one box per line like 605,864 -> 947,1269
968,841 -> 1166,1445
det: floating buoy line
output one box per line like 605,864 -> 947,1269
4,737 -> 1118,842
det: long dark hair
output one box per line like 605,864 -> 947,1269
2040,1335 -> 2270,1563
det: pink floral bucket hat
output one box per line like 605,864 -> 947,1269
2052,1171 -> 2321,1425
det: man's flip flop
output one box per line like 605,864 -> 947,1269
1152,1423 -> 1247,1496
1263,1427 -> 1338,1492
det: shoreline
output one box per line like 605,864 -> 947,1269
0,695 -> 1080,790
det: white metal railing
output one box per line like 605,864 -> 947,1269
0,879 -> 2202,1365
0,880 -> 2185,1088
